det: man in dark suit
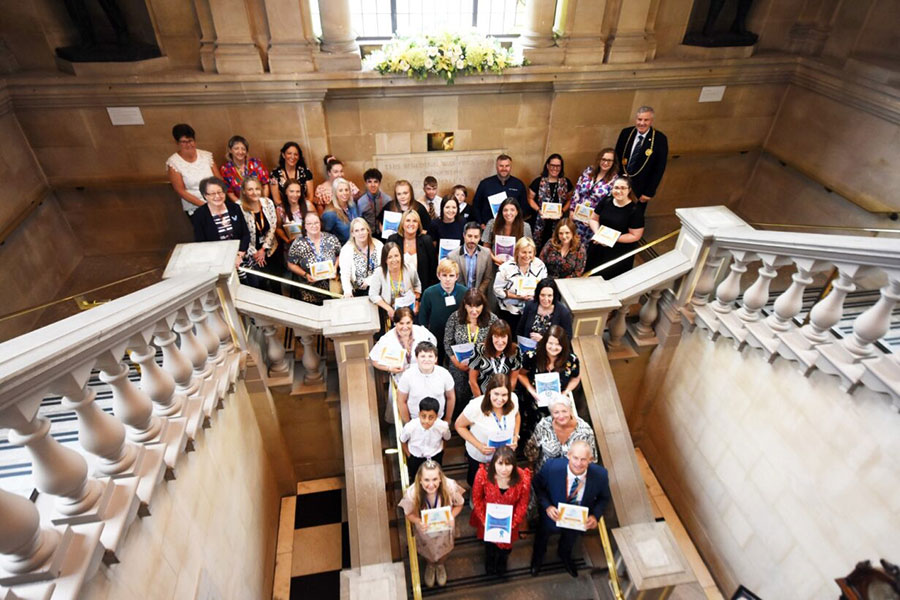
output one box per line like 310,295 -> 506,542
531,440 -> 611,578
614,106 -> 669,209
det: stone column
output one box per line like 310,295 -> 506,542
315,0 -> 362,71
520,0 -> 564,65
206,0 -> 265,74
562,0 -> 610,66
605,0 -> 656,63
264,0 -> 316,73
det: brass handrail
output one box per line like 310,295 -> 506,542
750,222 -> 900,235
583,228 -> 682,278
389,378 -> 423,600
236,267 -> 343,299
598,516 -> 625,600
0,267 -> 162,323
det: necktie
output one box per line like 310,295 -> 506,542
630,134 -> 645,165
567,477 -> 579,502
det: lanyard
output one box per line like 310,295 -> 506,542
424,494 -> 439,509
466,324 -> 478,344
491,411 -> 507,431
389,273 -> 403,298
305,237 -> 324,262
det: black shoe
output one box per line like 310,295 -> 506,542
530,558 -> 543,577
497,554 -> 508,576
485,556 -> 496,575
562,558 -> 578,578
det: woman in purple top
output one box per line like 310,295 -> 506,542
568,148 -> 619,243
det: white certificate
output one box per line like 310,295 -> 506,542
483,503 -> 513,544
556,502 -> 588,531
515,276 -> 537,297
488,192 -> 507,218
592,225 -> 621,247
488,429 -> 512,448
378,346 -> 406,369
535,372 -> 562,407
450,342 -> 475,365
516,335 -> 537,351
438,238 -> 460,260
310,259 -> 335,281
394,291 -> 416,309
572,203 -> 593,224
541,202 -> 562,220
382,210 -> 402,239
421,505 -> 453,534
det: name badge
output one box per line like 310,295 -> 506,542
444,295 -> 457,307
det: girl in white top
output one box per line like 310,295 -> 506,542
454,373 -> 520,487
166,123 -> 217,216
369,307 -> 437,382
339,217 -> 384,297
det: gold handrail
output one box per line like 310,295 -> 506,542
583,229 -> 682,278
598,516 -> 625,600
389,378 -> 422,600
750,222 -> 900,235
236,267 -> 343,299
0,267 -> 162,323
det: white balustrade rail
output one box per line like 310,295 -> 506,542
0,268 -> 243,599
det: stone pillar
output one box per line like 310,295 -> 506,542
562,0 -> 609,66
605,0 -> 656,63
207,0 -> 265,74
520,0 -> 564,65
264,0 -> 316,73
315,0 -> 362,71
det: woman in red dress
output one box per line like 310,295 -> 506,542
470,445 -> 531,575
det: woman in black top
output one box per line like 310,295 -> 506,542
192,176 -> 250,267
427,195 -> 466,250
270,142 -> 314,208
516,278 -> 573,344
387,209 -> 439,288
585,176 -> 645,279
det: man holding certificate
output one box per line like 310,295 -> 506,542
530,440 -> 611,578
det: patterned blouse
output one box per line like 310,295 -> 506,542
220,158 -> 270,198
443,312 -> 498,363
270,165 -> 313,201
569,166 -> 617,242
524,415 -> 598,474
468,341 -> 523,393
521,349 -> 581,392
240,197 -> 278,256
287,232 -> 341,304
539,241 -> 586,279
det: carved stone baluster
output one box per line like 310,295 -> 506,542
634,289 -> 663,338
607,303 -> 634,349
799,268 -> 858,345
262,324 -> 289,376
299,332 -> 323,383
840,275 -> 900,359
736,255 -> 780,323
689,251 -> 725,311
0,487 -> 60,576
97,349 -> 162,443
712,252 -> 753,315
191,304 -> 221,363
0,394 -> 104,518
766,263 -> 815,333
202,291 -> 233,353
174,310 -> 212,381
155,324 -> 198,396
130,340 -> 184,417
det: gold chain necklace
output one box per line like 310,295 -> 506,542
621,128 -> 656,178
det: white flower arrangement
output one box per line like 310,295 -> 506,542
364,30 -> 526,84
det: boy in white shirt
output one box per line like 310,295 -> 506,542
400,396 -> 452,480
421,176 -> 442,219
398,341 -> 456,424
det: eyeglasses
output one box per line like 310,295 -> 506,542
548,163 -> 562,169
206,191 -> 225,197
599,158 -> 614,163
178,138 -> 196,145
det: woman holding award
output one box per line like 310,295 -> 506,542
538,218 -> 586,279
470,446 -> 531,576
368,242 -> 422,320
524,393 -> 597,476
585,176 -> 645,279
275,180 -> 314,249
398,461 -> 465,588
481,198 -> 532,267
492,237 -> 547,335
387,210 -> 438,289
454,374 -> 521,487
568,148 -> 619,243
427,195 -> 466,251
528,154 -> 573,252
442,289 -> 497,413
339,218 -> 383,298
519,326 -> 581,435
286,211 -> 340,304
467,320 -> 522,396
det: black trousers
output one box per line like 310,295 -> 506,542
532,523 -> 580,565
407,451 -> 444,482
484,541 -> 511,571
496,308 -> 521,340
466,454 -> 486,488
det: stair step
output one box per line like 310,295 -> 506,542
420,565 -> 599,599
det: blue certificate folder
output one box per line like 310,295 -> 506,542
488,436 -> 511,448
484,503 -> 513,544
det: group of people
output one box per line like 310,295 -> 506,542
167,107 -> 670,586
169,106 -> 668,303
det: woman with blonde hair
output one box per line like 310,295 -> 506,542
339,217 -> 384,297
239,176 -> 279,292
398,460 -> 466,588
492,237 -> 547,334
321,177 -> 359,245
387,209 -> 438,288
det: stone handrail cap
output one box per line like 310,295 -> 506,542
164,241 -> 241,279
676,206 -> 752,240
612,521 -> 697,590
556,277 -> 621,313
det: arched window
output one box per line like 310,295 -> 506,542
309,0 -> 526,42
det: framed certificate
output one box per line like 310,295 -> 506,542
541,202 -> 562,220
283,221 -> 303,239
421,505 -> 453,534
572,203 -> 593,224
592,225 -> 621,247
483,503 -> 513,544
557,502 -> 588,531
310,260 -> 336,281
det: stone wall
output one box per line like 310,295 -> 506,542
81,380 -> 282,600
640,328 -> 900,598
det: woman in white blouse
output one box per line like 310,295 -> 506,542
166,123 -> 217,217
369,307 -> 436,382
454,373 -> 521,487
493,237 -> 547,335
339,218 -> 384,298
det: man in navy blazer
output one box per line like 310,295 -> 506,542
531,440 -> 611,578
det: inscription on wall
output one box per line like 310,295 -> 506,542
374,149 -> 503,197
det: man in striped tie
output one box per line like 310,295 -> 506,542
530,440 -> 611,578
